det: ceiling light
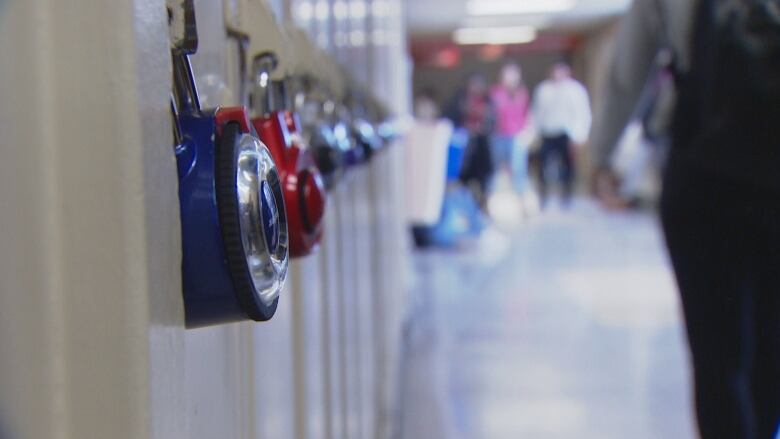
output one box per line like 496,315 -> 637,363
467,0 -> 576,16
463,14 -> 552,29
453,26 -> 537,45
349,1 -> 367,19
315,0 -> 329,20
333,1 -> 348,19
372,0 -> 390,17
297,2 -> 313,21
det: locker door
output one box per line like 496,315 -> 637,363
353,166 -> 378,439
320,192 -> 346,439
289,256 -> 328,439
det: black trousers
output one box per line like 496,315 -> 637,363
661,156 -> 780,439
538,134 -> 574,205
459,133 -> 493,209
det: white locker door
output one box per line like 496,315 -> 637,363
290,255 -> 328,439
320,192 -> 346,439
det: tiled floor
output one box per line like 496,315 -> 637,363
398,201 -> 697,439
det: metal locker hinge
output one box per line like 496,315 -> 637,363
167,0 -> 198,55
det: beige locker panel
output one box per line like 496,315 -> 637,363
337,182 -> 361,439
252,287 -> 297,439
375,144 -> 412,439
341,177 -> 363,439
0,0 -> 410,438
320,192 -> 346,439
0,0 -> 185,438
369,153 -> 398,439
184,326 -> 253,439
353,167 -> 378,439
290,256 -> 328,439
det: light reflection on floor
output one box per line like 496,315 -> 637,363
398,200 -> 696,439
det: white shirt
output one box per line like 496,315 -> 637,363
532,77 -> 592,145
403,119 -> 453,225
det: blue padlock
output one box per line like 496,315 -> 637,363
171,42 -> 288,327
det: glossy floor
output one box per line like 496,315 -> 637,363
398,201 -> 696,439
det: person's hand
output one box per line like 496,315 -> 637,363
568,141 -> 584,162
593,167 -> 627,210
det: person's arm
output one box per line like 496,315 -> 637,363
590,0 -> 666,169
570,82 -> 592,146
530,83 -> 544,134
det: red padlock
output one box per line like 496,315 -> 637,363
250,52 -> 327,257
253,106 -> 326,258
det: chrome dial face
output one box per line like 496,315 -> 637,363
260,181 -> 280,255
235,133 -> 289,306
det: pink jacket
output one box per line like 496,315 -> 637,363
491,85 -> 530,137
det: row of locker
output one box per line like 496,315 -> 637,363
169,0 -> 398,326
0,0 -> 411,436
172,0 -> 411,438
183,158 -> 408,439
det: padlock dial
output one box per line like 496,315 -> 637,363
216,122 -> 288,320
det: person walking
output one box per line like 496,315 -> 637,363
490,63 -> 531,194
531,62 -> 592,207
450,73 -> 495,211
591,1 -> 780,437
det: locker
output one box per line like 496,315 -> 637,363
0,0 -> 411,438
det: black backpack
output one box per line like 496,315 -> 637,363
672,0 -> 780,188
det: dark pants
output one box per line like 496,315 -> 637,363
538,134 -> 574,206
661,156 -> 780,439
459,134 -> 493,210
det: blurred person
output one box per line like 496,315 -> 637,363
414,90 -> 441,123
531,62 -> 592,207
406,90 -> 453,247
591,0 -> 780,437
408,90 -> 488,248
447,73 -> 495,210
490,62 -> 531,194
601,51 -> 676,209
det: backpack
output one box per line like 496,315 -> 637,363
672,0 -> 780,188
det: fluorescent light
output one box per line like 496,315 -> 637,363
315,0 -> 329,20
333,1 -> 348,20
453,26 -> 537,45
349,1 -> 367,19
372,0 -> 391,17
297,2 -> 313,21
467,0 -> 576,16
462,14 -> 553,29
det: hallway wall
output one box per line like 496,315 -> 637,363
572,21 -> 621,184
412,50 -> 568,112
410,20 -> 622,189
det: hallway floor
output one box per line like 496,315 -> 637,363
398,200 -> 696,439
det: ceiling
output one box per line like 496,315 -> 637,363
406,0 -> 632,38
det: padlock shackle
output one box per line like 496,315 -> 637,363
251,51 -> 289,115
170,96 -> 184,146
172,53 -> 201,114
